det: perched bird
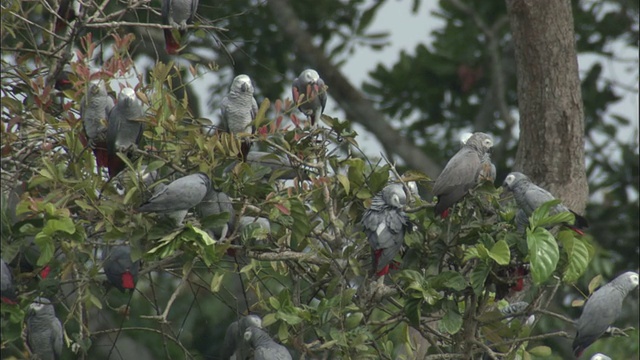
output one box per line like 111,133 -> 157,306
195,188 -> 235,239
53,66 -> 74,92
55,0 -> 79,33
460,132 -> 496,184
221,314 -> 263,360
80,80 -> 115,169
589,353 -> 612,360
361,183 -> 411,277
106,87 -> 144,178
1,258 -> 17,304
25,297 -> 63,360
242,326 -> 292,360
220,74 -> 258,161
224,151 -> 305,181
162,0 -> 199,54
502,172 -> 589,235
292,69 -> 327,127
432,132 -> 494,218
103,246 -> 140,293
500,301 -> 535,327
137,172 -> 211,225
572,271 -> 639,357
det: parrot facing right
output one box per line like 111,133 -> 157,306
1,258 -> 17,304
572,271 -> 639,357
432,132 -> 494,218
25,297 -> 63,360
361,183 -> 411,277
459,132 -> 496,184
242,326 -> 292,360
106,87 -> 144,178
80,80 -> 115,169
589,354 -> 612,360
292,69 -> 327,127
103,246 -> 140,293
220,74 -> 258,161
221,314 -> 263,360
502,172 -> 589,235
195,188 -> 235,239
162,0 -> 199,54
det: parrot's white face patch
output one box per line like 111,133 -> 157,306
504,174 -> 516,186
630,273 -> 639,286
248,315 -> 262,328
483,138 -> 493,148
244,329 -> 253,341
29,302 -> 46,312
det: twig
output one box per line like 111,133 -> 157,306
83,21 -> 226,32
245,250 -> 329,266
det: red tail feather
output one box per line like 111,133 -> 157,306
121,271 -> 135,289
94,148 -> 109,168
1,297 -> 17,305
567,225 -> 585,236
40,265 -> 51,279
108,154 -> 125,178
440,209 -> 449,219
164,29 -> 180,55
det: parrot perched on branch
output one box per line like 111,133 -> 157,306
25,297 -> 63,360
433,132 -> 494,218
162,0 -> 199,54
106,87 -> 144,178
502,171 -> 589,235
80,80 -> 114,169
220,74 -> 258,161
292,69 -> 327,127
103,246 -> 140,293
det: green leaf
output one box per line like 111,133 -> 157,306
254,98 -> 271,128
488,239 -> 511,266
529,199 -> 561,227
470,262 -> 490,296
34,232 -> 54,266
404,298 -> 422,327
430,271 -> 467,291
588,275 -> 603,294
277,310 -> 303,325
528,345 -> 552,356
527,227 -> 559,284
43,218 -> 75,235
558,230 -> 590,283
210,272 -> 224,293
337,174 -> 350,194
289,198 -> 310,249
440,302 -> 462,334
537,211 -> 574,228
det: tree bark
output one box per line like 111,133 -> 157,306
266,0 -> 442,179
505,0 -> 589,213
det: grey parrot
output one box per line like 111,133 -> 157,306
572,271 -> 639,357
432,132 -> 494,218
162,0 -> 199,54
224,151 -> 304,180
103,246 -> 140,293
221,314 -> 263,360
502,172 -> 589,235
80,80 -> 114,169
361,183 -> 410,277
242,326 -> 292,360
500,301 -> 535,327
106,87 -> 144,177
589,354 -> 612,360
292,69 -> 327,127
25,297 -> 63,360
195,188 -> 235,239
220,74 -> 258,161
459,132 -> 496,184
1,258 -> 17,304
137,172 -> 211,225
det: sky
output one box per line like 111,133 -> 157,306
336,0 -> 639,160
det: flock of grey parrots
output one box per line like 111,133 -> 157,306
1,0 -> 638,359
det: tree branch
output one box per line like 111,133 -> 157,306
266,0 -> 442,178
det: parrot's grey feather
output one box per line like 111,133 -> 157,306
137,172 -> 210,213
221,315 -> 263,360
243,326 -> 292,360
26,297 -> 63,360
292,69 -> 327,127
572,271 -> 639,357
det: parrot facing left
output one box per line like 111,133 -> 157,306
242,326 -> 292,360
161,0 -> 199,54
25,297 -> 64,360
361,183 -> 411,277
502,172 -> 589,235
103,246 -> 140,293
106,87 -> 144,178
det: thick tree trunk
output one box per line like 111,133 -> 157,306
505,0 -> 589,213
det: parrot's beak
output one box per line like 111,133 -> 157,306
241,83 -> 249,92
